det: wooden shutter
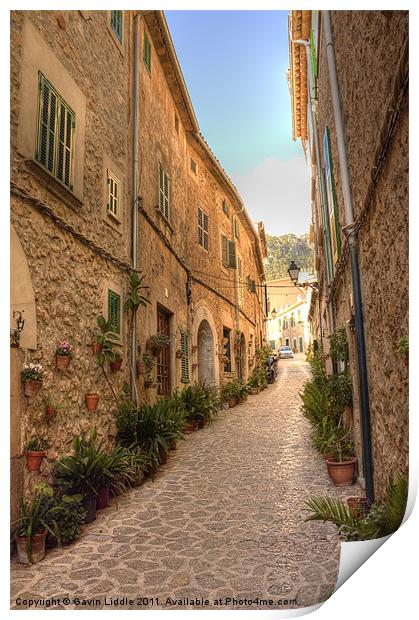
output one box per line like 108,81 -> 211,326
238,256 -> 243,307
222,200 -> 229,216
221,235 -> 228,266
180,329 -> 189,384
159,163 -> 170,220
144,32 -> 151,73
37,75 -> 57,173
111,11 -> 123,43
198,208 -> 208,250
233,216 -> 240,239
107,170 -> 120,219
324,127 -> 341,262
108,290 -> 121,334
56,101 -> 75,189
228,240 -> 237,269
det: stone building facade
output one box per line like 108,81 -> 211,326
288,10 -> 408,500
10,10 -> 267,519
266,278 -> 312,354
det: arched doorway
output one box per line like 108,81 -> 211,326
197,319 -> 215,385
238,333 -> 247,382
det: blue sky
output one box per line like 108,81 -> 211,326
165,10 -> 311,236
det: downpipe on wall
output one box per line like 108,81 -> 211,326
323,10 -> 374,504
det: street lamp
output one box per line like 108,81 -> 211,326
270,308 -> 277,320
288,261 -> 300,286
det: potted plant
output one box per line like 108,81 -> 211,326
21,363 -> 44,397
43,396 -> 64,420
91,315 -> 119,357
55,339 -> 72,370
13,483 -> 61,564
146,333 -> 171,356
123,271 -> 150,313
396,336 -> 408,366
25,438 -> 49,472
347,496 -> 368,518
142,353 -> 155,387
110,351 -> 123,372
85,392 -> 100,412
53,428 -> 107,523
324,425 -> 357,486
176,349 -> 183,359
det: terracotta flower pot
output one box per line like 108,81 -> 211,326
229,398 -> 237,408
193,421 -> 199,432
347,496 -> 368,518
176,350 -> 183,359
136,362 -> 145,376
26,450 -> 47,472
46,407 -> 56,420
184,422 -> 195,434
110,358 -> 123,372
56,354 -> 71,370
96,486 -> 110,510
85,393 -> 100,411
91,342 -> 103,355
83,494 -> 97,523
169,438 -> 178,451
198,418 -> 206,429
326,457 -> 357,486
15,530 -> 47,564
24,380 -> 42,397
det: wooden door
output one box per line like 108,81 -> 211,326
156,307 -> 171,396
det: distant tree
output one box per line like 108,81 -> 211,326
264,233 -> 315,280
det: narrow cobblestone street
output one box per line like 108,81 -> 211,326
11,358 -> 360,611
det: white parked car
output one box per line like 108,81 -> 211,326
278,346 -> 294,359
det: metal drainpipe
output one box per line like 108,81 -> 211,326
130,13 -> 140,404
323,10 -> 374,504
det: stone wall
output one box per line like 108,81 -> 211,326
314,10 -> 408,499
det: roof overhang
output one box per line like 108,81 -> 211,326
288,10 -> 311,143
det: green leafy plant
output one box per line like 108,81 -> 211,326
12,483 -> 62,562
171,383 -> 219,425
148,333 -> 171,349
305,473 -> 408,541
328,328 -> 349,367
26,438 -> 49,452
124,271 -> 150,313
93,315 -> 119,365
102,445 -> 150,495
44,493 -> 86,547
396,336 -> 408,357
21,363 -> 44,382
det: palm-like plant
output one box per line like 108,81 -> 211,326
102,445 -> 150,495
305,473 -> 408,541
124,271 -> 150,313
93,315 -> 120,366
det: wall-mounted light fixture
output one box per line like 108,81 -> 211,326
10,310 -> 25,348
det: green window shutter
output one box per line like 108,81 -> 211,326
180,329 -> 189,384
198,207 -> 208,250
37,73 -> 75,189
158,163 -> 170,220
111,11 -> 123,43
108,290 -> 121,334
234,216 -> 240,239
323,127 -> 342,262
107,170 -> 120,219
222,200 -> 229,216
320,168 -> 334,283
228,240 -> 237,269
143,31 -> 151,73
221,235 -> 228,266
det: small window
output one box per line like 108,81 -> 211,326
174,113 -> 179,135
158,162 -> 170,221
198,207 -> 209,250
143,31 -> 152,73
190,157 -> 197,175
222,200 -> 229,216
223,327 -> 232,373
180,329 -> 189,384
111,11 -> 123,43
107,170 -> 121,221
36,73 -> 75,190
108,289 -> 121,335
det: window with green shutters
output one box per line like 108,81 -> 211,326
107,170 -> 121,220
198,207 -> 209,250
111,11 -> 123,43
323,127 -> 341,264
222,200 -> 229,216
108,289 -> 121,335
36,73 -> 75,190
180,329 -> 190,384
158,162 -> 170,221
233,216 -> 240,239
143,31 -> 152,73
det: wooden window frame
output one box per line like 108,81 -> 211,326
143,30 -> 152,74
223,327 -> 232,373
108,289 -> 121,335
180,329 -> 190,384
222,199 -> 229,217
158,162 -> 170,222
110,10 -> 123,44
106,169 -> 121,222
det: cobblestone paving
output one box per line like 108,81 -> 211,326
11,358 -> 362,611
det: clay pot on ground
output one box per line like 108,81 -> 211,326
83,494 -> 97,523
347,496 -> 368,518
159,446 -> 168,465
15,530 -> 47,565
198,418 -> 206,429
56,354 -> 71,370
85,393 -> 100,412
184,422 -> 195,434
24,380 -> 42,397
96,486 -> 110,510
26,450 -> 47,472
91,342 -> 103,355
229,398 -> 237,408
110,358 -> 123,372
326,457 -> 357,486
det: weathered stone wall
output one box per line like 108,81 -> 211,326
11,10 -> 135,501
315,10 -> 408,499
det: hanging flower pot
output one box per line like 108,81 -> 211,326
176,349 -> 183,359
15,530 -> 47,565
46,406 -> 56,420
110,357 -> 123,372
85,393 -> 100,412
136,361 -> 146,376
91,342 -> 103,355
24,380 -> 43,397
55,354 -> 71,370
25,450 -> 47,472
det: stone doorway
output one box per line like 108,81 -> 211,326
197,319 -> 215,385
